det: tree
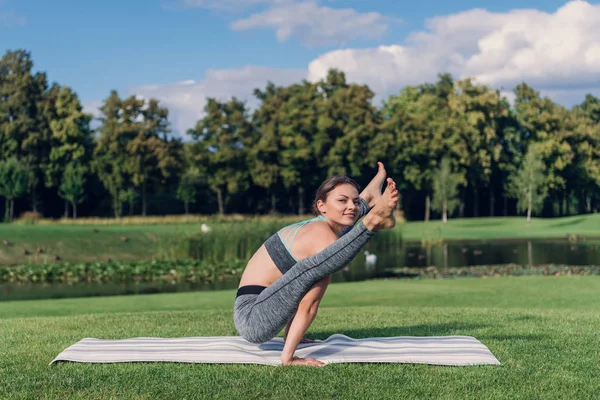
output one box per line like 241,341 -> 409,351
277,82 -> 320,214
318,72 -> 382,181
187,97 -> 252,215
567,95 -> 600,213
176,166 -> 201,214
0,157 -> 30,221
382,74 -> 462,222
0,49 -> 51,213
514,83 -> 573,216
92,90 -> 129,218
58,163 -> 86,218
508,146 -> 547,225
46,86 -> 94,216
431,157 -> 461,223
249,83 -> 285,213
448,78 -> 509,217
127,98 -> 179,216
46,86 -> 93,180
119,188 -> 137,216
94,94 -> 182,217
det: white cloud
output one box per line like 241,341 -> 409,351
307,0 -> 600,104
115,66 -> 305,135
231,0 -> 390,46
179,0 -> 278,12
96,1 -> 600,135
0,11 -> 25,26
176,0 -> 391,46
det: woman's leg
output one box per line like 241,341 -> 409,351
234,220 -> 375,343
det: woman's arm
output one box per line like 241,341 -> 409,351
281,275 -> 331,365
282,274 -> 332,342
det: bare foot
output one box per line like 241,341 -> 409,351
363,178 -> 399,231
362,162 -> 387,206
282,357 -> 326,367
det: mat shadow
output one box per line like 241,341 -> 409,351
481,334 -> 547,341
309,322 -> 490,340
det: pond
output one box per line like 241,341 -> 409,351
2,238 -> 599,301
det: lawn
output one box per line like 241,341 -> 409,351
400,213 -> 600,242
0,223 -> 203,265
2,276 -> 599,399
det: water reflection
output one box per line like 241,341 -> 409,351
2,239 -> 599,301
374,239 -> 600,269
336,239 -> 600,284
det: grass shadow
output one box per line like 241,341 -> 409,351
510,314 -> 542,322
309,322 -> 490,340
457,221 -> 509,228
549,217 -> 585,228
481,334 -> 547,341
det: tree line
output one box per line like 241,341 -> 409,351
1,49 -> 599,222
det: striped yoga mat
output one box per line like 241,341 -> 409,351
50,334 -> 501,367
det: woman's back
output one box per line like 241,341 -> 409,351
238,216 -> 332,288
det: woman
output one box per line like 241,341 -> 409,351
234,162 -> 399,367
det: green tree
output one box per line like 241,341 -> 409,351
431,157 -> 461,223
277,81 -> 319,214
92,90 -> 129,218
188,98 -> 252,215
514,83 -> 573,215
567,95 -> 600,213
0,49 -> 50,213
508,146 -> 547,225
126,98 -> 181,215
46,86 -> 93,216
0,157 -> 30,221
382,74 -> 462,221
176,166 -> 201,214
119,188 -> 137,216
249,82 -> 283,212
58,163 -> 87,218
449,78 -> 509,216
317,71 -> 382,181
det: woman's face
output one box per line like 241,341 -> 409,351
317,184 -> 360,226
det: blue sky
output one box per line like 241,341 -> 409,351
2,0 -> 600,134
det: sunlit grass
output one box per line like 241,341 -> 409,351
402,213 -> 600,241
2,277 -> 600,399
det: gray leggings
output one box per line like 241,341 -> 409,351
233,221 -> 375,343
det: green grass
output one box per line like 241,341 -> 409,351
400,213 -> 600,242
0,223 -> 203,265
2,276 -> 600,399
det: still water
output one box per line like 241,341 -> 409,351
2,239 -> 599,301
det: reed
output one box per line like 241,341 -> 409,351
168,220 -> 404,263
7,214 -> 405,264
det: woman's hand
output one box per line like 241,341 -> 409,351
282,356 -> 326,367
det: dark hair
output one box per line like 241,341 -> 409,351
311,175 -> 360,215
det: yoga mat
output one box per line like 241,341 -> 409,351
50,334 -> 502,366
50,334 -> 501,366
